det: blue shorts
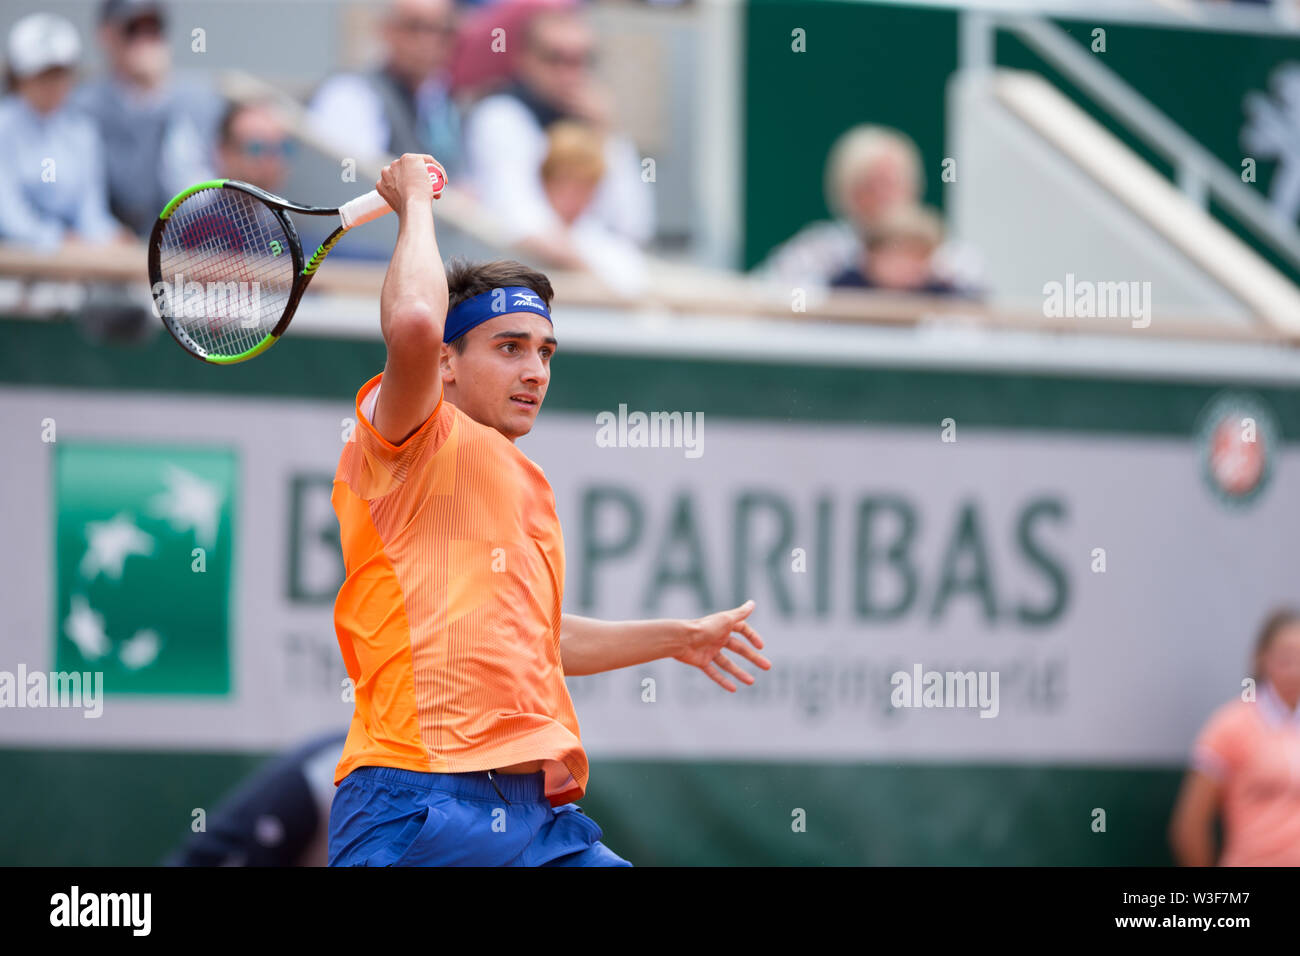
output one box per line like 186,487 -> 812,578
328,765 -> 632,867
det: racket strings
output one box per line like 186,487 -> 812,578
156,189 -> 295,358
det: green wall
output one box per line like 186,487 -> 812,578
0,748 -> 1181,866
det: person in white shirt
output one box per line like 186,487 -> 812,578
0,13 -> 126,250
463,8 -> 653,250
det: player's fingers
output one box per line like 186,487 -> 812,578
714,652 -> 755,686
733,618 -> 765,650
726,635 -> 772,670
730,599 -> 756,623
702,662 -> 737,693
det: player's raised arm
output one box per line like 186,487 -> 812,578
371,153 -> 449,446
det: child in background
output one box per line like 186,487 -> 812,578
830,205 -> 962,296
514,121 -> 648,295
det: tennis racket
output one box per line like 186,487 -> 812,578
148,161 -> 446,364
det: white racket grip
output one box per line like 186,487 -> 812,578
338,190 -> 391,230
338,163 -> 447,231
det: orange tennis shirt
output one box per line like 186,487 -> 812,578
330,372 -> 587,807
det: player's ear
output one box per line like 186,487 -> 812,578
439,341 -> 455,380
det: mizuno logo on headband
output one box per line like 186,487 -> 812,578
443,286 -> 552,343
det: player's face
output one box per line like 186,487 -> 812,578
442,312 -> 556,441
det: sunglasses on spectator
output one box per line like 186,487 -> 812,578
536,46 -> 596,69
236,138 -> 297,158
122,15 -> 165,39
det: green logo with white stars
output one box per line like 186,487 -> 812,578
54,443 -> 236,695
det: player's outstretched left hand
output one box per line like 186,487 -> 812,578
675,599 -> 771,693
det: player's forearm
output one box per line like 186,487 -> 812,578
559,614 -> 695,676
380,198 -> 447,343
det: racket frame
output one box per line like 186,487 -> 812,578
148,178 -> 348,365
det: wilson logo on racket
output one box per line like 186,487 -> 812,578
147,160 -> 446,364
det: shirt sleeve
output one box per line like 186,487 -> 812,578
0,116 -> 64,250
754,220 -> 860,288
1191,704 -> 1244,782
589,133 -> 654,246
463,96 -> 552,242
160,111 -> 216,199
71,119 -> 122,242
308,75 -> 389,160
571,216 -> 649,294
349,378 -> 450,499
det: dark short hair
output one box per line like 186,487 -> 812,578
1252,607 -> 1300,680
216,99 -> 243,147
100,0 -> 165,26
217,99 -> 277,147
444,258 -> 554,353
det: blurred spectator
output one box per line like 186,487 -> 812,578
514,120 -> 647,293
757,124 -> 980,294
463,7 -> 653,248
830,206 -> 964,297
308,0 -> 463,173
0,13 -> 126,250
216,101 -> 295,195
73,0 -> 220,237
449,0 -> 573,103
164,730 -> 346,867
1169,608 -> 1300,866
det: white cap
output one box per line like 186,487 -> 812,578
7,13 -> 82,80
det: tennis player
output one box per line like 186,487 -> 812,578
1169,607 -> 1300,866
327,153 -> 771,866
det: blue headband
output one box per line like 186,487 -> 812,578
444,286 -> 552,343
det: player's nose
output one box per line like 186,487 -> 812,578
520,352 -> 548,383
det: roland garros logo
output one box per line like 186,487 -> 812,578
1196,392 -> 1277,507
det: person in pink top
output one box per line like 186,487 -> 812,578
1170,608 -> 1300,866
